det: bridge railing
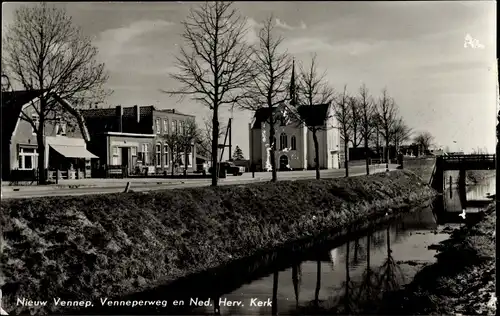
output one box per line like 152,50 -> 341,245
440,154 -> 495,164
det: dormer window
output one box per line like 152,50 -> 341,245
31,111 -> 39,135
55,116 -> 67,136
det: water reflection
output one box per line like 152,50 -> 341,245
443,175 -> 495,213
208,205 -> 450,316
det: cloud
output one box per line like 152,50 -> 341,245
95,19 -> 174,65
243,18 -> 263,44
275,18 -> 307,31
284,36 -> 379,56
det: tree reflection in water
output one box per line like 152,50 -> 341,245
291,263 -> 302,307
355,232 -> 378,312
272,271 -> 279,315
314,260 -> 321,308
294,226 -> 407,315
376,226 -> 405,294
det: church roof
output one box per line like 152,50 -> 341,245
251,103 -> 331,129
296,103 -> 331,127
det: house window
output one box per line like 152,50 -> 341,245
179,121 -> 184,135
111,146 -> 120,165
31,112 -> 39,135
138,144 -> 149,164
156,119 -> 161,134
18,147 -> 38,170
156,143 -> 161,167
188,145 -> 193,167
291,135 -> 297,150
163,145 -> 169,167
163,119 -> 169,134
171,120 -> 177,134
280,133 -> 288,150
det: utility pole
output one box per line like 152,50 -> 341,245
228,118 -> 232,161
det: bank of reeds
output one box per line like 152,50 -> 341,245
0,170 -> 435,315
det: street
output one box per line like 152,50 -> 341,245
1,164 -> 397,200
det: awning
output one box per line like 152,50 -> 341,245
50,144 -> 98,159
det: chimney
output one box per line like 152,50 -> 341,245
133,105 -> 140,123
172,109 -> 175,114
115,105 -> 123,132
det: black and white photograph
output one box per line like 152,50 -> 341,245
0,1 -> 497,315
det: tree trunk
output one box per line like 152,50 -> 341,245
385,139 -> 390,164
269,118 -> 277,182
184,145 -> 189,174
344,138 -> 349,177
37,97 -> 47,185
211,110 -> 219,186
312,129 -> 320,179
364,138 -> 370,175
171,151 -> 175,176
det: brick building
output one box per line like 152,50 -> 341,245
81,105 -> 197,176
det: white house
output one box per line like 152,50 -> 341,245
248,102 -> 341,171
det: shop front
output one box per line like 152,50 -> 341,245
45,136 -> 98,180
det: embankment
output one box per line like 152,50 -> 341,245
404,157 -> 436,183
0,170 -> 435,315
378,203 -> 496,315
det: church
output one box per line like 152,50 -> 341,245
248,60 -> 342,172
248,102 -> 342,172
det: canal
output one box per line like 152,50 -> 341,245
84,176 -> 495,315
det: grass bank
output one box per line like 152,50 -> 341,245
1,170 -> 435,315
404,157 -> 436,183
378,203 -> 496,315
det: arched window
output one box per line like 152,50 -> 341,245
291,135 -> 297,150
280,133 -> 287,150
156,143 -> 162,166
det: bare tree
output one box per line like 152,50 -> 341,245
375,89 -> 398,164
2,3 -> 110,184
391,117 -> 413,152
177,119 -> 200,174
358,84 -> 376,175
413,131 -> 434,153
197,118 -> 226,160
333,85 -> 352,177
164,1 -> 254,186
293,54 -> 335,179
348,96 -> 362,149
1,60 -> 12,92
238,16 -> 291,182
162,133 -> 181,176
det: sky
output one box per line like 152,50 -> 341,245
2,1 -> 497,155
